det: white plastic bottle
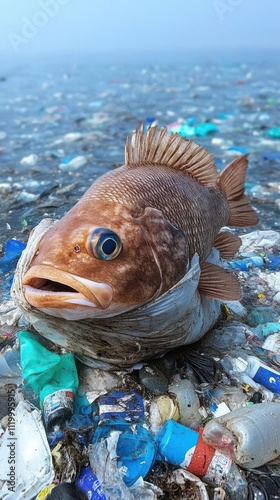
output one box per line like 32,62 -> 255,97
202,402 -> 280,468
235,355 -> 280,394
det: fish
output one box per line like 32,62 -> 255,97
12,126 -> 258,365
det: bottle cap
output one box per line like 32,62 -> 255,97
43,389 -> 74,429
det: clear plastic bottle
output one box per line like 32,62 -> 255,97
202,402 -> 280,468
168,378 -> 202,426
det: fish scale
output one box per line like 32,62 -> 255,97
90,165 -> 229,261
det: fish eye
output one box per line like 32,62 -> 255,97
88,227 -> 122,261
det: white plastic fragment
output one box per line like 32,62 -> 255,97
59,155 -> 87,170
262,333 -> 280,353
240,230 -> 280,252
20,154 -> 39,167
0,400 -> 54,499
258,271 -> 280,293
0,300 -> 22,327
273,291 -> 280,303
78,367 -> 121,403
63,132 -> 82,142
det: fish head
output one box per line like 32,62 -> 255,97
22,202 -> 188,320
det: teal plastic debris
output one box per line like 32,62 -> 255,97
18,330 -> 79,428
167,121 -> 218,137
247,307 -> 278,328
268,127 -> 280,139
254,322 -> 280,339
227,146 -> 249,154
194,123 -> 219,136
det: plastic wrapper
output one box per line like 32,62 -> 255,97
0,400 -> 54,499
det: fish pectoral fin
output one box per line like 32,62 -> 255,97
214,232 -> 242,259
198,262 -> 242,301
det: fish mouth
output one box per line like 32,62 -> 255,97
22,265 -> 113,311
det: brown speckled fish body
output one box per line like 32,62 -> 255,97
20,126 -> 258,322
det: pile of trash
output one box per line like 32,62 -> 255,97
0,229 -> 280,499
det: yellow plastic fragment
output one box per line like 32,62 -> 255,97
36,484 -> 55,499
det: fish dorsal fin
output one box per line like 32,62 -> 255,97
125,126 -> 219,186
214,232 -> 242,259
198,262 -> 242,301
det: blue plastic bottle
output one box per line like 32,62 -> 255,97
76,466 -> 107,499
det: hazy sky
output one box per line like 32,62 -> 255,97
0,0 -> 279,58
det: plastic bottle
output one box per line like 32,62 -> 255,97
168,378 -> 202,426
18,330 -> 79,429
158,420 -> 235,487
235,355 -> 280,394
149,394 -> 180,433
227,253 -> 280,272
227,255 -> 264,271
202,402 -> 280,468
76,466 -> 107,499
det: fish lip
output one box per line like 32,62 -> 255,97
22,265 -> 113,310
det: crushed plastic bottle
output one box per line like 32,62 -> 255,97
18,330 -> 79,429
202,402 -> 280,468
